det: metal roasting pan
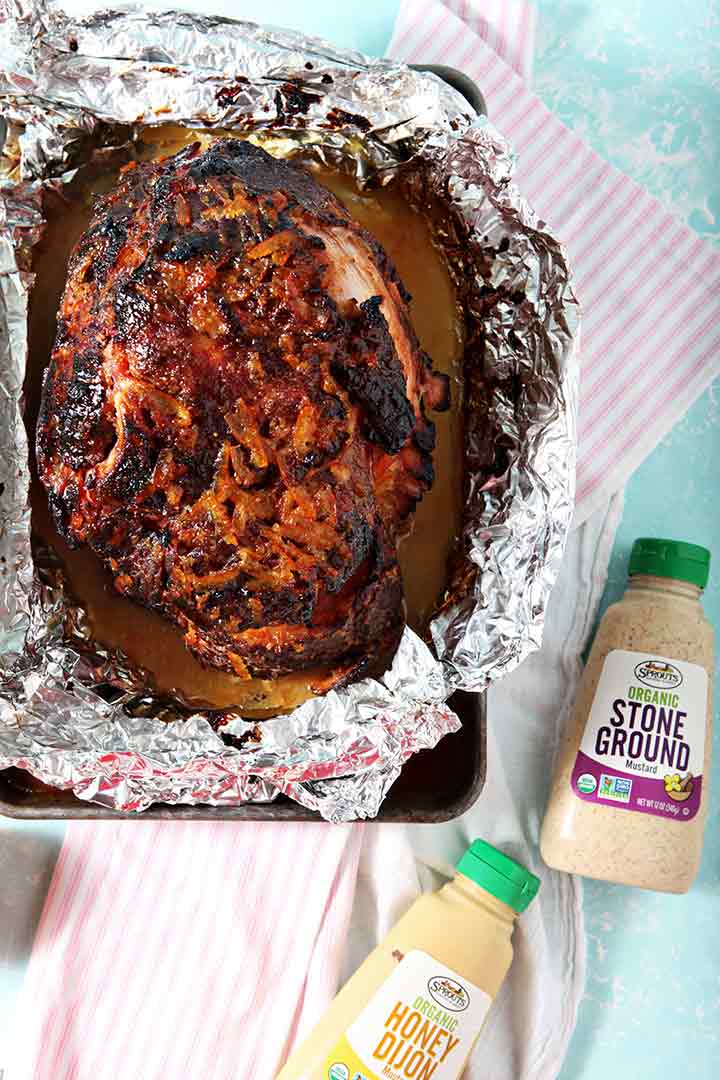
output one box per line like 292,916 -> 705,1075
0,64 -> 487,823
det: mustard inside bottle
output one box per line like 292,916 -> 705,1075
541,537 -> 714,893
277,839 -> 540,1079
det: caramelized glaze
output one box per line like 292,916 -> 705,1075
27,127 -> 463,714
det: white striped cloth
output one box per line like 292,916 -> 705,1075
399,0 -> 538,81
390,0 -> 720,525
7,821 -> 363,1080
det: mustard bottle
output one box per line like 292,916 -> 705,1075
277,839 -> 540,1080
541,537 -> 714,892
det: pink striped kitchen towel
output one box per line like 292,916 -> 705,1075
391,0 -> 720,525
7,821 -> 363,1080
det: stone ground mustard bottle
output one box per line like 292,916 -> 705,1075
541,538 -> 714,893
277,839 -> 540,1080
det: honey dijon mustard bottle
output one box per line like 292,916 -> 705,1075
277,839 -> 540,1080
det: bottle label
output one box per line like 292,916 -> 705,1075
320,949 -> 491,1080
571,649 -> 708,821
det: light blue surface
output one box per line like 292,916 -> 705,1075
563,389 -> 720,1078
1,1 -> 718,1075
534,5 -> 720,1076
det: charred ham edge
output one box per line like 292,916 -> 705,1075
37,138 -> 448,683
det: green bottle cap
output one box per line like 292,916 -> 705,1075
456,838 -> 540,913
628,537 -> 711,589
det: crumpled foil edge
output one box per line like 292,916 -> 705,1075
0,1 -> 579,821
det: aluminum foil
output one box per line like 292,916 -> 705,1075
0,1 -> 579,821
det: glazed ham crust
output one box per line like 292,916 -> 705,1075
37,139 -> 448,680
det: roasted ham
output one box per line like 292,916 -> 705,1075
37,139 -> 449,681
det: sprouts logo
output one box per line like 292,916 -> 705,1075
427,976 -> 470,1012
634,660 -> 683,689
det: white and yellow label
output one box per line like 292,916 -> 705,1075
321,949 -> 491,1080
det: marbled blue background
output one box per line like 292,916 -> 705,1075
1,1 -> 718,1075
534,5 -> 720,1075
